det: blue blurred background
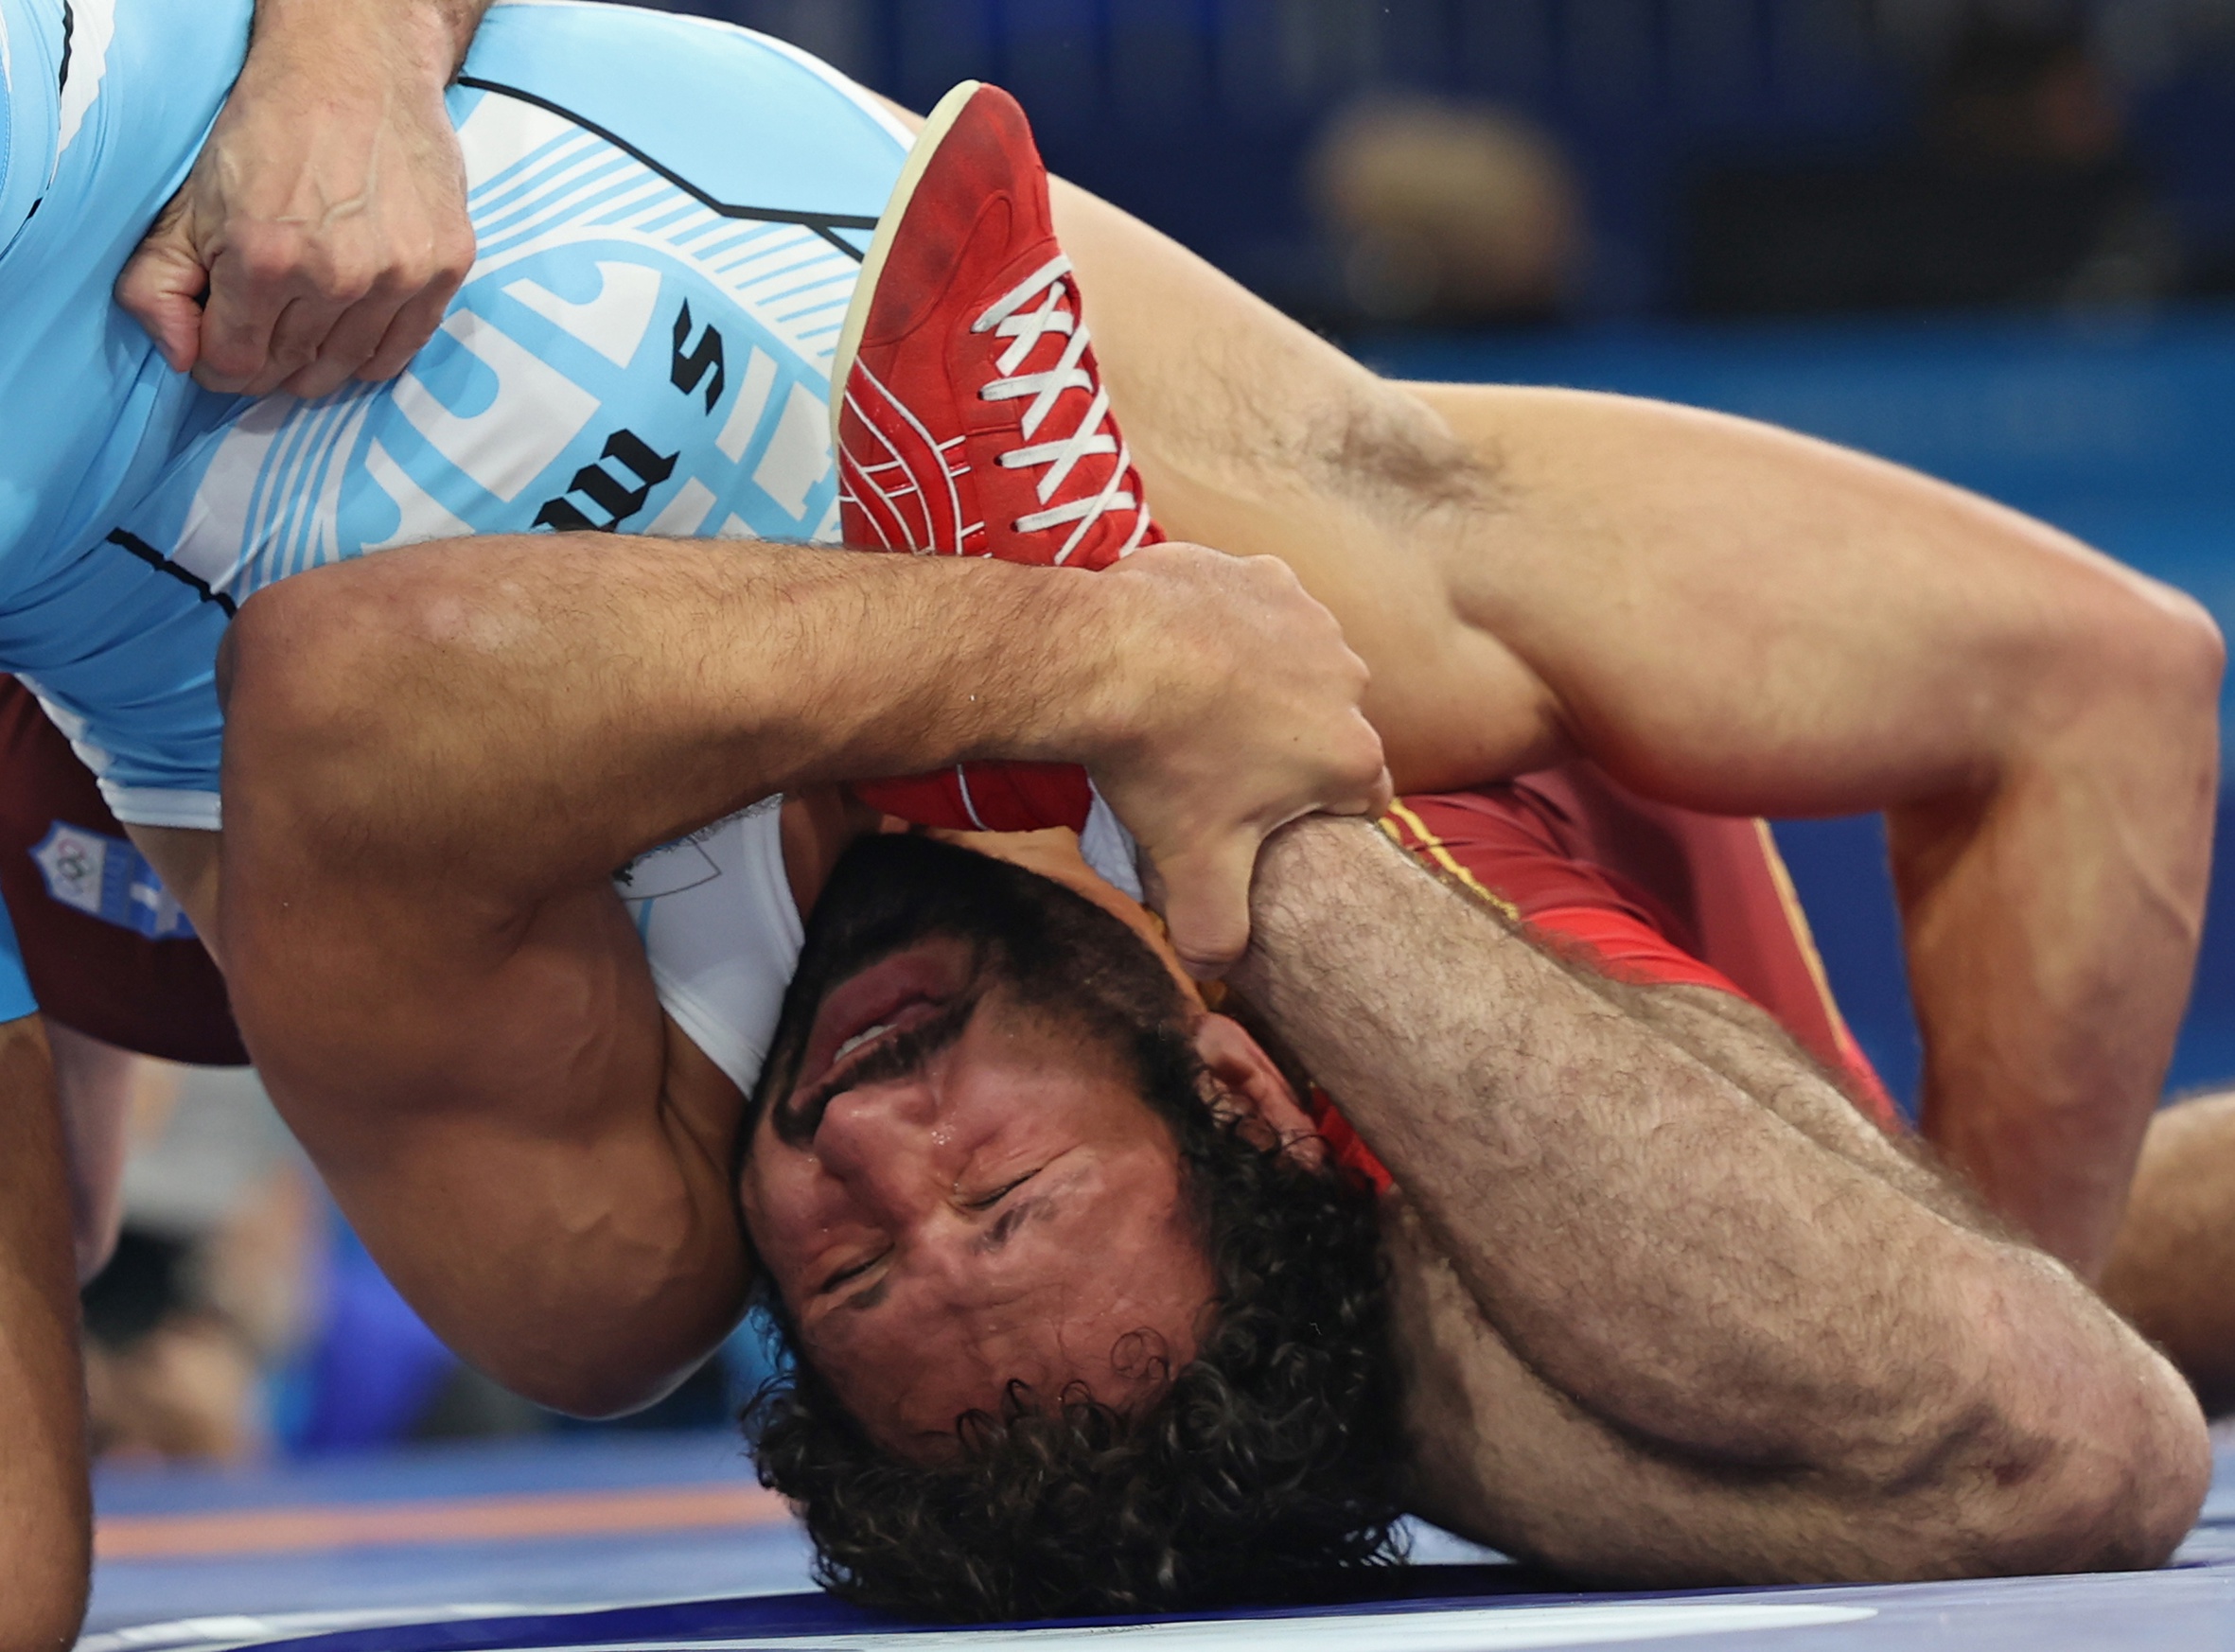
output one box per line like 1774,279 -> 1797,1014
82,0 -> 2235,1467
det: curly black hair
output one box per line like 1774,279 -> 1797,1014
747,1012 -> 1404,1621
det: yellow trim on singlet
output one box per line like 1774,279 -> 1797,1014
1382,800 -> 1522,922
1751,817 -> 1860,1052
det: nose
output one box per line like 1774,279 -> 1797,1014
811,1078 -> 948,1222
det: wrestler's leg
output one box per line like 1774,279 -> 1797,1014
47,1027 -> 143,1283
1052,176 -> 2213,1268
1054,180 -> 2209,807
2103,1091 -> 2235,1413
0,1013 -> 91,1645
1050,183 -> 1556,795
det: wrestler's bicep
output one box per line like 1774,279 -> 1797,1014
223,854 -> 749,1413
1627,982 -> 1985,1233
1390,1197 -> 1932,1585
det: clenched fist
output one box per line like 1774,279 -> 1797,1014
117,2 -> 486,400
1082,543 -> 1392,976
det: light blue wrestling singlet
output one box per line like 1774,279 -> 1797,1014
2,0 -> 907,832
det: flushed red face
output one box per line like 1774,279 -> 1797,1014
736,832 -> 1319,1455
738,933 -> 1217,1454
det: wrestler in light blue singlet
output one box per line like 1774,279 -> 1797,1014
0,1 -> 909,1055
0,0 -> 251,1013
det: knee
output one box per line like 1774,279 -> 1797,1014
2074,574 -> 2224,730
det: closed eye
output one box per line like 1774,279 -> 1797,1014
818,1250 -> 888,1295
968,1172 -> 1035,1211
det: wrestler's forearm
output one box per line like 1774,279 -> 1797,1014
221,535 -> 1372,923
229,538 -> 1128,894
249,0 -> 493,75
1230,818 -> 2204,1530
2103,1091 -> 2235,1414
0,1017 -> 93,1652
1892,728 -> 2219,1274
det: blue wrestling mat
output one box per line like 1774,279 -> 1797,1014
80,1432 -> 2235,1651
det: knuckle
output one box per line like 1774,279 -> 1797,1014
435,233 -> 477,284
374,263 -> 429,303
267,327 -> 320,368
200,337 -> 258,377
231,229 -> 308,288
356,348 -> 414,384
324,268 -> 380,308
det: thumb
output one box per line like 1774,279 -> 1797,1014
1148,831 -> 1265,980
116,221 -> 210,375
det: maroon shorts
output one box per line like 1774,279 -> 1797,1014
0,678 -> 247,1065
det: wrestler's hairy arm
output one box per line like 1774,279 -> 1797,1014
117,0 -> 490,398
0,1017 -> 93,1652
1232,818 -> 2209,1582
1051,183 -> 2224,1276
202,536 -> 1381,1414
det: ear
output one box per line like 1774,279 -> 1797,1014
1191,1014 -> 1321,1159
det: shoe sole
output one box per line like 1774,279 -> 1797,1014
828,79 -> 985,452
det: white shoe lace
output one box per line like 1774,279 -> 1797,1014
974,255 -> 1152,566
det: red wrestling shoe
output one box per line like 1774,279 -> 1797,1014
833,81 -> 1163,835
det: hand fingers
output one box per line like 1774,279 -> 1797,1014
114,228 -> 210,375
1322,758 -> 1396,821
358,274 -> 462,384
1150,832 -> 1264,980
191,249 -> 298,395
280,290 -> 407,400
245,294 -> 364,398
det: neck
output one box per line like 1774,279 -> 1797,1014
780,788 -> 884,917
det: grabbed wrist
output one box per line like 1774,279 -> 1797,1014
247,0 -> 479,87
1019,563 -> 1172,772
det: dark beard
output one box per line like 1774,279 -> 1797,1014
747,834 -> 1197,1155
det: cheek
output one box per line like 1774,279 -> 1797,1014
739,1156 -> 840,1283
